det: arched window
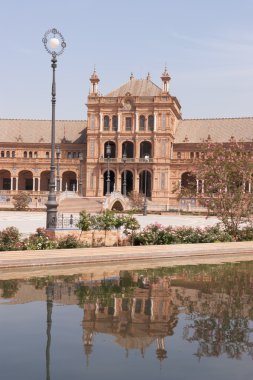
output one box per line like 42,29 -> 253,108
139,115 -> 145,131
112,115 -> 118,131
46,152 -> 50,158
29,151 -> 32,158
1,151 -> 4,158
148,115 -> 154,131
24,151 -> 27,158
104,115 -> 110,131
34,151 -> 38,158
12,151 -> 15,158
6,151 -> 10,158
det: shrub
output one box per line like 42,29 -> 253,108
25,228 -> 57,250
13,192 -> 31,210
0,226 -> 22,251
57,234 -> 84,249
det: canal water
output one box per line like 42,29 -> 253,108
1,261 -> 253,380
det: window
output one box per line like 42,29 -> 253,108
148,115 -> 154,131
72,152 -> 76,158
177,152 -> 181,159
139,115 -> 145,131
67,152 -> 72,159
29,151 -> 32,158
112,115 -> 118,131
1,151 -> 4,158
24,151 -> 27,158
6,151 -> 10,158
34,151 -> 38,158
125,117 -> 132,131
190,152 -> 194,159
46,152 -> 50,158
104,115 -> 110,131
195,152 -> 200,159
12,151 -> 15,158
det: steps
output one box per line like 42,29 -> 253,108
58,197 -> 104,213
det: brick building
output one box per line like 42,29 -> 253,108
1,67 -> 252,209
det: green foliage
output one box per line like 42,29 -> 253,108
0,226 -> 22,251
0,280 -> 19,298
13,191 -> 31,210
133,223 -> 233,245
76,210 -> 93,231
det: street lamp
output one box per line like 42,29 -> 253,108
56,145 -> 61,192
143,154 -> 150,216
106,142 -> 111,195
122,150 -> 127,197
42,28 -> 66,229
79,152 -> 83,196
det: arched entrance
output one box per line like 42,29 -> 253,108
140,141 -> 152,158
0,170 -> 11,190
18,170 -> 33,190
121,170 -> 133,195
40,171 -> 50,191
139,170 -> 152,197
122,141 -> 134,158
62,171 -> 77,191
103,170 -> 115,195
111,201 -> 124,211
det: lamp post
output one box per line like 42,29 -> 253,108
56,145 -> 61,192
106,143 -> 111,195
143,154 -> 149,216
122,150 -> 127,197
79,153 -> 83,196
42,28 -> 66,229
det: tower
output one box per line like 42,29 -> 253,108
89,67 -> 100,95
161,65 -> 171,94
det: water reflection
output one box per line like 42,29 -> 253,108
1,262 -> 253,378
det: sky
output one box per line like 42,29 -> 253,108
0,0 -> 253,120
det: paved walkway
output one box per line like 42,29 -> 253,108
1,241 -> 253,270
0,211 -> 219,234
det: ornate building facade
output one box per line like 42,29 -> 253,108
1,67 -> 253,209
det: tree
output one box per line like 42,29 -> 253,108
182,142 -> 253,239
93,210 -> 116,246
123,215 -> 140,245
13,191 -> 31,210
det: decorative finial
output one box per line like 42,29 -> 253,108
130,72 -> 134,80
147,72 -> 151,80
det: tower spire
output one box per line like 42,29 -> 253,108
89,66 -> 100,95
161,64 -> 171,93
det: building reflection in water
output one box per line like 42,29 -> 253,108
82,274 -> 177,365
1,261 -> 253,367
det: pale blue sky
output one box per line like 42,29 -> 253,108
0,0 -> 253,120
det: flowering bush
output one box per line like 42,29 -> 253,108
24,228 -> 57,250
0,226 -> 22,251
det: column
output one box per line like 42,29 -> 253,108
117,112 -> 121,132
60,178 -> 62,192
16,177 -> 19,191
99,112 -> 103,132
154,112 -> 157,132
32,177 -> 36,191
249,181 -> 251,193
178,179 -> 181,192
76,179 -> 79,192
196,179 -> 199,193
202,180 -> 204,194
135,112 -> 139,132
38,177 -> 41,192
133,168 -> 138,192
10,177 -> 13,191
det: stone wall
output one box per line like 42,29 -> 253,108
47,229 -> 120,246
